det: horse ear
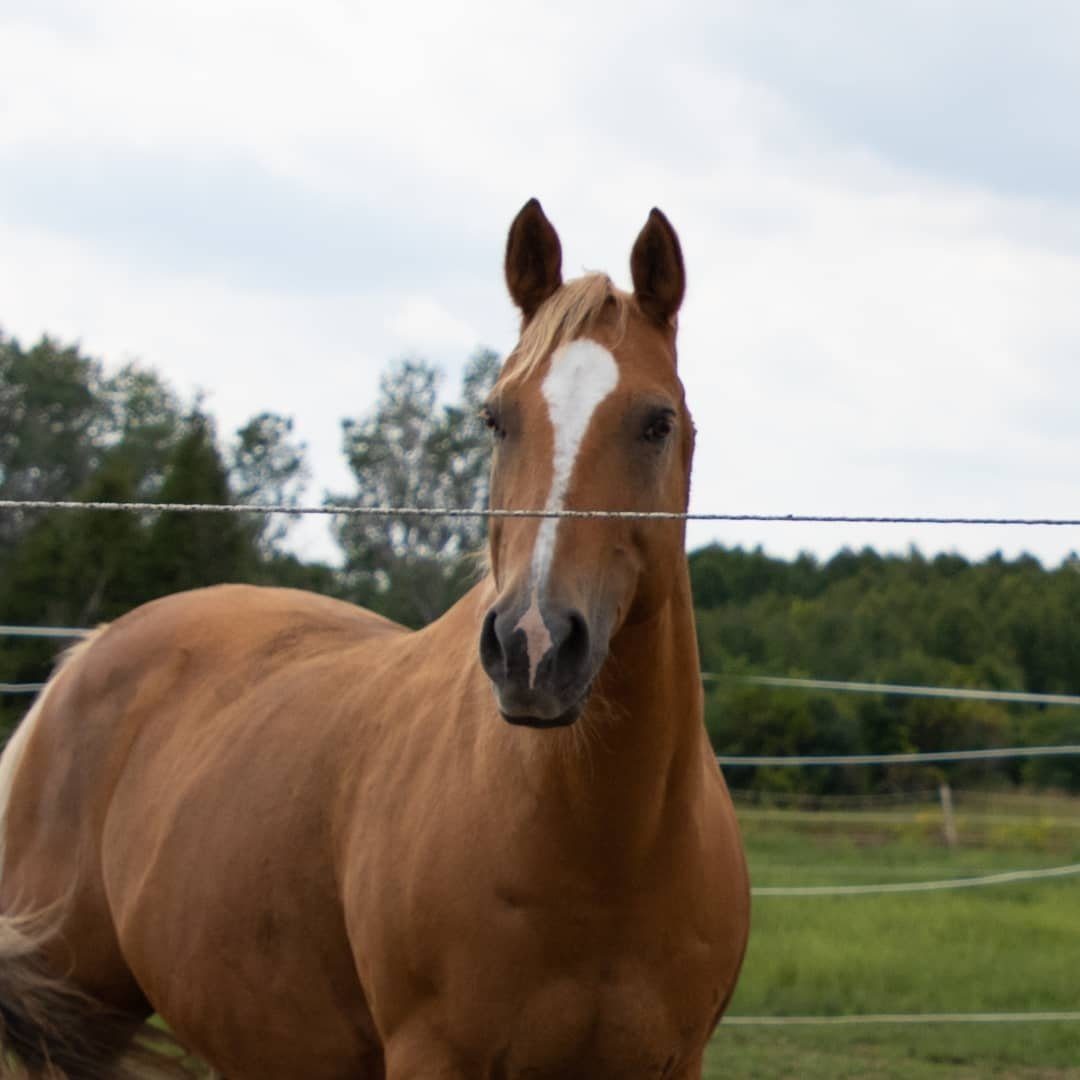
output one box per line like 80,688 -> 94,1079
630,208 -> 685,326
505,198 -> 563,321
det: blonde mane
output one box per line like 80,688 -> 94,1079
498,274 -> 631,388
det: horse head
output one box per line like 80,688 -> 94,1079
479,199 -> 694,728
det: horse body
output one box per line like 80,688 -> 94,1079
0,201 -> 749,1078
3,587 -> 395,1075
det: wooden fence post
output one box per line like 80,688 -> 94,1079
939,782 -> 958,849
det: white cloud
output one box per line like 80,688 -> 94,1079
386,297 -> 480,358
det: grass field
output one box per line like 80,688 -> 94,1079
704,790 -> 1080,1077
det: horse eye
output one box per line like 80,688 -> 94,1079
642,411 -> 675,443
480,406 -> 506,440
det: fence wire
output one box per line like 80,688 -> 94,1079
0,624 -> 89,639
716,745 -> 1080,766
4,626 -> 1079,762
752,861 -> 1080,896
726,674 -> 1080,708
3,497 -> 1080,526
725,1011 -> 1080,1026
2,498 -> 1078,1035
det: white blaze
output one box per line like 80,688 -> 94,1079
514,339 -> 619,685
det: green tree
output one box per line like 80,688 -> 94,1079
330,349 -> 500,626
142,414 -> 259,597
0,453 -> 149,739
694,543 -> 1080,795
0,333 -> 323,739
101,362 -> 186,496
0,331 -> 108,554
228,412 -> 310,555
0,456 -> 146,621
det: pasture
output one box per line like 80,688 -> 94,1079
704,790 -> 1080,1077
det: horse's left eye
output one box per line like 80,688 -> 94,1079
642,412 -> 675,443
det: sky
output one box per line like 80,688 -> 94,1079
3,0 -> 1080,566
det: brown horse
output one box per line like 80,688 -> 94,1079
0,200 -> 749,1079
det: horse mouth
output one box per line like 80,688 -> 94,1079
500,701 -> 583,729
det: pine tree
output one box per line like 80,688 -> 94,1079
143,414 -> 259,598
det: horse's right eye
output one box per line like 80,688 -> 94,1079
642,409 -> 676,444
480,406 -> 506,440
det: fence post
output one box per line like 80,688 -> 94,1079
939,782 -> 958,849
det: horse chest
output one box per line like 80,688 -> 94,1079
350,769 -> 746,1077
381,891 -> 727,1078
485,969 -> 711,1079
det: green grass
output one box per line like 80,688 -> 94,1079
707,1025 -> 1080,1079
705,793 -> 1080,1076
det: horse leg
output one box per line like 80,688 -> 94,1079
383,1030 -> 468,1080
670,1050 -> 706,1079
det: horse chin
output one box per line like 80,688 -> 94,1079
500,701 -> 583,730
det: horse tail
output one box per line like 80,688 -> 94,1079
0,910 -> 199,1079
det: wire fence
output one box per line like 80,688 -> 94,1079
716,744 -> 1080,766
751,861 -> 1080,896
5,625 -> 1080,759
724,1011 -> 1080,1026
2,502 -> 1078,1029
0,626 -> 86,695
3,497 -> 1080,526
0,624 -> 89,639
5,626 -> 1078,890
723,674 -> 1080,708
731,786 -> 944,809
8,626 -> 1080,708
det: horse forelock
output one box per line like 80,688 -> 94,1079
496,273 -> 629,390
0,627 -> 108,880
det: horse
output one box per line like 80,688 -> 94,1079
0,200 -> 749,1079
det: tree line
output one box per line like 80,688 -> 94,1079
693,545 -> 1080,794
0,328 -> 497,732
2,328 -> 1078,793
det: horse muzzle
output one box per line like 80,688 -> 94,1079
479,597 -> 599,728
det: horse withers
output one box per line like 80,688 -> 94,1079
0,201 -> 749,1078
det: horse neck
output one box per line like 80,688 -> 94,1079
480,564 -> 707,867
594,565 -> 705,810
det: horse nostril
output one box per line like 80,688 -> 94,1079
479,608 -> 505,679
481,602 -> 592,701
557,609 -> 590,677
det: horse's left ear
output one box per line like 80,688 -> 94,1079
630,208 -> 685,327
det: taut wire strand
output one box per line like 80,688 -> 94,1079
2,498 -> 1080,525
716,745 -> 1080,766
721,674 -> 1080,707
752,861 -> 1080,896
724,1012 -> 1080,1026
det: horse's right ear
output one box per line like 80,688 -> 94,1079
505,198 -> 563,321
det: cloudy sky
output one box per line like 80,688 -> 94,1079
3,0 -> 1079,565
